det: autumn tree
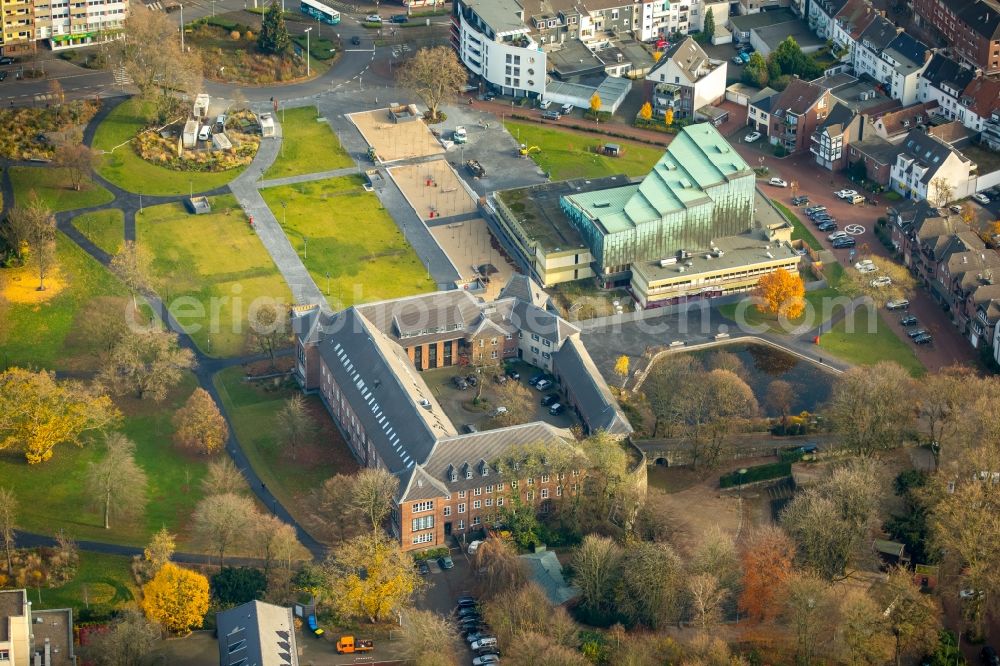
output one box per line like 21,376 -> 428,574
613,354 -> 630,387
827,362 -> 914,457
766,379 -> 794,420
322,531 -> 423,622
753,269 -> 805,320
664,107 -> 674,128
872,567 -> 940,666
616,540 -> 684,628
689,526 -> 741,593
705,350 -> 748,382
137,527 -> 176,581
277,395 -> 316,461
173,388 -> 229,455
482,583 -> 579,649
690,369 -> 758,468
473,538 -> 528,600
255,513 -> 307,576
257,0 -> 290,54
110,241 -> 154,310
780,573 -> 837,665
642,354 -> 702,437
638,102 -> 652,121
740,525 -> 796,622
399,610 -> 462,666
572,534 -> 623,625
192,492 -> 256,565
248,302 -> 289,369
53,137 -> 95,192
85,432 -> 149,529
115,4 -> 202,121
837,587 -> 893,666
140,563 -> 210,634
397,46 -> 468,121
0,367 -> 121,464
929,176 -> 954,206
842,259 -> 917,307
9,191 -> 56,290
80,609 -> 161,666
578,431 -> 636,532
99,327 -> 195,401
914,365 -> 978,469
351,467 -> 399,533
590,92 -> 602,115
314,473 -> 362,543
0,486 -> 17,574
201,457 -> 247,496
489,379 -> 535,427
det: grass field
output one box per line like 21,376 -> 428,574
138,194 -> 291,357
773,201 -> 822,251
71,208 -> 125,255
820,306 -> 925,376
9,166 -> 114,213
264,106 -> 353,179
260,176 -> 436,306
503,120 -> 664,180
35,552 -> 137,612
0,232 -> 127,371
0,374 -> 211,549
214,367 -> 358,538
719,287 -> 848,333
92,98 -> 243,196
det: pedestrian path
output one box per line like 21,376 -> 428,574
228,121 -> 328,307
258,165 -> 361,189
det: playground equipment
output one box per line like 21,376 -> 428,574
519,144 -> 541,158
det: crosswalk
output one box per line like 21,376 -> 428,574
113,66 -> 131,85
145,1 -> 163,10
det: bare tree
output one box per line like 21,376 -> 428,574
351,468 -> 399,533
192,492 -> 257,565
472,538 -> 528,600
766,379 -> 794,420
571,534 -> 624,624
837,587 -> 893,666
687,573 -> 726,631
255,514 -> 307,576
482,583 -> 579,649
84,432 -> 149,529
80,609 -> 161,666
9,191 -> 56,290
99,327 -> 196,401
77,297 -> 133,361
929,176 -> 954,207
872,567 -> 940,666
0,486 -> 17,574
173,388 -> 229,455
248,302 -> 289,369
140,527 -> 176,579
915,366 -> 979,469
827,362 -> 915,457
616,540 -> 684,629
201,457 -> 248,496
689,526 -> 741,592
314,473 -> 362,543
780,574 -> 838,665
110,241 -> 155,310
396,46 -> 468,121
398,610 -> 462,666
277,395 -> 316,461
52,137 -> 96,192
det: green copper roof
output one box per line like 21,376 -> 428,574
563,123 -> 752,234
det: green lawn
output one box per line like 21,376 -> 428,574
503,120 -> 664,180
0,232 -> 127,371
719,287 -> 848,333
265,106 -> 353,179
138,194 -> 292,357
214,366 -> 358,540
260,176 -> 436,306
773,201 -> 822,251
0,374 -> 211,549
9,166 -> 114,213
820,306 -> 925,376
71,208 -> 125,255
92,98 -> 244,196
35,552 -> 137,612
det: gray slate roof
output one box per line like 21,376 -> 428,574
217,601 -> 298,666
521,550 -> 580,605
498,274 -> 551,309
898,129 -> 971,184
553,336 -> 632,435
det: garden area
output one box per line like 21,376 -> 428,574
9,166 -> 114,213
137,194 -> 292,358
92,98 -> 245,196
132,108 -> 261,173
260,176 -> 437,306
188,12 -> 338,86
818,305 -> 925,377
503,121 -> 664,180
71,209 -> 126,255
213,366 -> 358,543
718,285 -> 846,334
772,201 -> 821,251
0,100 -> 99,160
264,106 -> 353,179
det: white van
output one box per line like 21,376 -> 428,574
886,299 -> 910,311
538,98 -> 552,109
198,125 -> 211,141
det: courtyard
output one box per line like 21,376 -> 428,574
429,217 -> 516,301
388,159 -> 479,221
347,106 -> 445,163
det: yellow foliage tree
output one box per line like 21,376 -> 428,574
140,563 -> 209,635
590,93 -> 602,114
0,368 -> 121,464
639,102 -> 652,121
652,51 -> 663,62
172,388 -> 229,455
613,355 -> 630,387
323,532 -> 423,623
753,270 -> 805,319
664,107 -> 674,128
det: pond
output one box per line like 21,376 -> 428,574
688,342 -> 835,416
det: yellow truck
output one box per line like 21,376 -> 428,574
336,636 -> 374,654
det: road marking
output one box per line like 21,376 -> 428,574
844,224 -> 865,235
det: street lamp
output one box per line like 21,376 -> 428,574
304,27 -> 312,78
326,271 -> 330,295
280,200 -> 287,227
303,236 -> 308,259
737,467 -> 748,503
179,3 -> 184,52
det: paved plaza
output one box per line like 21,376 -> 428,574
430,217 -> 516,300
388,159 -> 479,222
346,107 -> 445,163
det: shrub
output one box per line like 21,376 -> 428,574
231,30 -> 241,40
245,30 -> 254,40
719,462 -> 792,488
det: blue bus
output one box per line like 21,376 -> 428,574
300,0 -> 340,25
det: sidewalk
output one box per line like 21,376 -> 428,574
258,165 -> 361,189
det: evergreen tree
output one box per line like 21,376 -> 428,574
703,9 -> 715,42
742,52 -> 769,88
257,0 -> 289,55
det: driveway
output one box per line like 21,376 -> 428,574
727,131 -> 978,372
417,547 -> 477,616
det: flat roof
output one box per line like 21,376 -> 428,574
465,0 -> 528,35
755,20 -> 826,51
548,39 -> 605,78
0,590 -> 24,642
633,231 -> 799,283
32,609 -> 74,666
496,175 -> 629,251
730,7 -> 798,31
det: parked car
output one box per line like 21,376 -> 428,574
914,334 -> 933,345
907,328 -> 929,339
417,560 -> 430,576
482,91 -> 497,101
473,656 -> 501,666
493,373 -> 508,384
791,195 -> 810,206
466,632 -> 491,644
457,607 -> 480,619
458,595 -> 477,607
560,103 -> 574,115
466,374 -> 478,386
805,206 -> 827,215
870,276 -> 892,288
832,237 -> 856,248
745,131 -> 761,142
0,71 -> 6,81
438,555 -> 455,569
0,56 -> 14,65
769,177 -> 788,187
886,299 -> 910,311
549,403 -> 565,415
540,394 -> 559,406
854,259 -> 877,272
351,35 -> 361,45
390,14 -> 409,22
981,646 -> 1000,666
198,125 -> 212,141
829,231 -> 849,241
732,55 -> 744,65
535,379 -> 553,391
528,374 -> 544,386
835,189 -> 858,199
817,221 -> 838,232
453,376 -> 469,390
471,638 -> 499,651
900,315 -> 918,326
541,110 -> 561,120
462,424 -> 478,434
466,540 -> 483,555
973,192 -> 991,205
505,368 -> 521,380
365,13 -> 382,21
490,406 -> 508,417
538,98 -> 552,109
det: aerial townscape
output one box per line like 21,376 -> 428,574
4,0 -> 1000,663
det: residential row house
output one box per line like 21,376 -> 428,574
911,0 -> 1000,75
890,202 -> 1000,354
291,275 -> 632,550
636,0 -> 728,41
645,36 -> 727,119
889,129 -> 977,205
760,77 -> 832,155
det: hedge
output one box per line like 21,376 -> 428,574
778,447 -> 809,463
719,461 -> 792,488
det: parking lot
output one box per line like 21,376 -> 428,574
421,361 -> 579,433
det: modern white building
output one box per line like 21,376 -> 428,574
452,0 -> 547,99
635,0 -> 727,42
917,53 -> 976,124
890,130 -> 977,206
851,15 -> 929,107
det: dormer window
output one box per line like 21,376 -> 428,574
447,464 -> 457,483
463,462 -> 472,479
479,459 -> 490,477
